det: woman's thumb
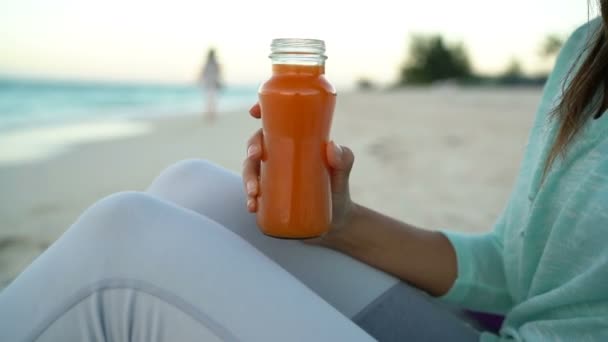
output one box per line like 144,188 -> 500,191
327,141 -> 355,193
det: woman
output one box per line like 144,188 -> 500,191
200,48 -> 222,120
1,6 -> 607,342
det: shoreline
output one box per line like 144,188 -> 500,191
0,119 -> 153,165
0,108 -> 253,166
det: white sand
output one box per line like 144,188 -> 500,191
0,87 -> 541,287
0,120 -> 152,164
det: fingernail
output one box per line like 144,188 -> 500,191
247,144 -> 259,158
247,198 -> 254,210
246,180 -> 256,195
332,141 -> 343,162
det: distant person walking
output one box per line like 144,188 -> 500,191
199,48 -> 222,121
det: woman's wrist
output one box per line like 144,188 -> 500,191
320,202 -> 364,251
317,202 -> 458,296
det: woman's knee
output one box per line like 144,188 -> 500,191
148,159 -> 238,195
160,159 -> 217,180
71,191 -> 162,238
146,159 -> 245,218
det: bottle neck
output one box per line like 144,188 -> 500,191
269,38 -> 327,76
272,63 -> 325,76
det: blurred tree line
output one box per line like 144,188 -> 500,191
400,35 -> 472,84
395,34 -> 564,87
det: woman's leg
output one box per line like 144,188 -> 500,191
0,192 -> 373,342
205,87 -> 217,120
146,159 -> 399,318
146,160 -> 480,341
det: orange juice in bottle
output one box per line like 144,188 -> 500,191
257,38 -> 336,239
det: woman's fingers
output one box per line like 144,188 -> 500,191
244,136 -> 354,215
249,103 -> 262,119
326,141 -> 355,195
243,129 -> 263,212
244,102 -> 262,212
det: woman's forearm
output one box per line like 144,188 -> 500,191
321,203 -> 458,297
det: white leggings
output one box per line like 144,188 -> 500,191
0,160 -> 479,341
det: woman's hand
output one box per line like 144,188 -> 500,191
242,105 -> 458,296
242,103 -> 358,238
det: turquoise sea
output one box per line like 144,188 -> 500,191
0,77 -> 258,132
0,77 -> 258,164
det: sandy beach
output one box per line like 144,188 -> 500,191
0,87 -> 541,288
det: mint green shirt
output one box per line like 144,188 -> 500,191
441,18 -> 608,341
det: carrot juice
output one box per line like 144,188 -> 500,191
257,39 -> 336,239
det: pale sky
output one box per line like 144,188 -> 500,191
0,0 -> 596,87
